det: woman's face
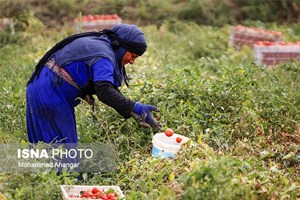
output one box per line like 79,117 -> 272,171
122,51 -> 139,66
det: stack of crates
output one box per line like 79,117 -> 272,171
229,25 -> 300,66
74,14 -> 122,32
229,25 -> 284,48
253,41 -> 300,66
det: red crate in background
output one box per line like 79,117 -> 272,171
74,14 -> 122,32
253,41 -> 300,66
229,25 -> 284,48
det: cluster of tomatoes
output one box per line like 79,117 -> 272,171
234,25 -> 283,38
165,128 -> 182,143
255,41 -> 300,46
68,187 -> 118,199
75,14 -> 121,22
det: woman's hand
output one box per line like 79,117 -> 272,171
131,102 -> 161,130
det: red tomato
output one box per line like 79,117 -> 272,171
106,193 -> 116,199
103,15 -> 111,20
94,15 -> 101,20
100,195 -> 108,200
92,187 -> 102,194
81,193 -> 87,198
81,190 -> 94,198
176,137 -> 182,143
165,128 -> 174,137
94,191 -> 105,198
111,14 -> 119,19
82,16 -> 87,21
263,41 -> 272,46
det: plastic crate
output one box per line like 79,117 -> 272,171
253,41 -> 300,66
229,25 -> 283,48
74,14 -> 122,32
61,185 -> 125,200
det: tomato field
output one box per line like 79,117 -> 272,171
0,5 -> 300,200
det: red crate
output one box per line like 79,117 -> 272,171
74,14 -> 122,32
253,41 -> 300,66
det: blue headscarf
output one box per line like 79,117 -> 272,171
51,24 -> 147,86
112,24 -> 147,56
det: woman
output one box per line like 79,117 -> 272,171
26,23 -> 160,144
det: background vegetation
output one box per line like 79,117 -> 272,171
0,0 -> 300,28
0,0 -> 299,199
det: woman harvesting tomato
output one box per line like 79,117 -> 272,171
26,24 -> 160,144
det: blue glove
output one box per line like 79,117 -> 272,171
133,102 -> 160,129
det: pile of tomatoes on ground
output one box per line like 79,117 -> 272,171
68,187 -> 118,199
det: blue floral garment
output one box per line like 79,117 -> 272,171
26,58 -> 118,143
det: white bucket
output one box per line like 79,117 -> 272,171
152,133 -> 190,158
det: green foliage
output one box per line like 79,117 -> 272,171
177,0 -> 300,25
0,0 -> 78,22
180,157 -> 255,200
113,141 -> 217,199
0,32 -> 24,48
1,0 -> 300,29
1,172 -> 79,199
0,20 -> 299,199
178,0 -> 234,25
232,0 -> 300,23
180,155 -> 299,200
87,0 -> 128,16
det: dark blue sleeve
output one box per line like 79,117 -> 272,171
94,81 -> 135,118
